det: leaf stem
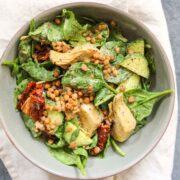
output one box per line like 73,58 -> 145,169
110,138 -> 126,157
105,83 -> 118,94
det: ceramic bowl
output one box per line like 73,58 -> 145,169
0,2 -> 175,179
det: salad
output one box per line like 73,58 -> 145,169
2,9 -> 172,175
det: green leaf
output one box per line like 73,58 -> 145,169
62,62 -> 117,93
133,118 -> 149,134
106,68 -> 132,85
110,138 -> 126,157
85,134 -> 98,150
100,41 -> 126,57
145,49 -> 156,73
74,147 -> 88,167
61,9 -> 88,42
29,19 -> 36,32
21,113 -> 41,138
21,61 -> 57,81
2,60 -> 20,77
94,88 -> 115,106
46,138 -> 65,149
18,37 -> 32,64
71,128 -> 80,142
109,28 -> 128,43
49,148 -> 87,175
13,79 -> 30,108
16,70 -> 30,84
29,22 -> 64,43
124,89 -> 173,122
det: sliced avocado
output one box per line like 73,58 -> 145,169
48,110 -> 64,132
120,54 -> 149,79
64,122 -> 92,146
127,38 -> 144,54
117,73 -> 141,92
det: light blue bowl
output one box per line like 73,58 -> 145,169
0,2 -> 175,179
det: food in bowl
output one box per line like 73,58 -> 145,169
2,9 -> 172,175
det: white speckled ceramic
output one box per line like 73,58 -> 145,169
0,2 -> 175,179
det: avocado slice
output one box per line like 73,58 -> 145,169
127,38 -> 144,55
120,54 -> 149,79
47,110 -> 64,132
64,122 -> 92,147
117,73 -> 141,92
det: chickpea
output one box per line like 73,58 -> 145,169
44,83 -> 51,89
128,96 -> 135,103
55,80 -> 61,87
86,36 -> 91,41
90,96 -> 94,101
43,111 -> 48,117
110,20 -> 117,27
94,146 -> 101,154
53,70 -> 60,78
93,52 -> 100,59
48,139 -> 54,145
54,18 -> 61,25
48,87 -> 54,93
64,94 -> 69,101
114,47 -> 120,53
67,90 -> 72,96
54,89 -> 60,97
97,34 -> 102,40
45,118 -> 50,124
66,127 -> 73,132
91,37 -> 96,44
69,142 -> 77,149
54,118 -> 61,126
50,93 -> 55,100
112,69 -> 118,76
119,85 -> 126,92
84,97 -> 90,104
72,93 -> 78,100
94,60 -> 99,64
81,64 -> 88,71
104,59 -> 109,65
78,91 -> 83,97
46,91 -> 51,98
50,124 -> 56,130
66,103 -> 71,109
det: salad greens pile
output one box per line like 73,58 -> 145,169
2,9 -> 173,175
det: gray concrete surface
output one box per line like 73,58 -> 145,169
162,0 -> 180,179
0,1 -> 179,179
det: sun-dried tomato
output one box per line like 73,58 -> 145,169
17,81 -> 45,121
89,122 -> 110,155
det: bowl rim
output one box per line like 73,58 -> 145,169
0,2 -> 176,179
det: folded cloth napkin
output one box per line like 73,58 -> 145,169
0,0 -> 178,180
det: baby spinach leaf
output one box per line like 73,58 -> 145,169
13,79 -> 30,108
85,134 -> 98,150
62,62 -> 117,93
110,138 -> 126,157
133,118 -> 149,134
94,88 -> 115,106
29,22 -> 64,43
109,28 -> 128,43
18,37 -> 32,64
100,41 -> 126,57
124,89 -> 173,122
21,61 -> 57,81
29,19 -> 36,32
49,148 -> 86,175
145,49 -> 156,73
74,147 -> 88,167
2,59 -> 20,77
21,112 -> 41,138
106,68 -> 132,85
46,138 -> 65,149
61,9 -> 88,42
